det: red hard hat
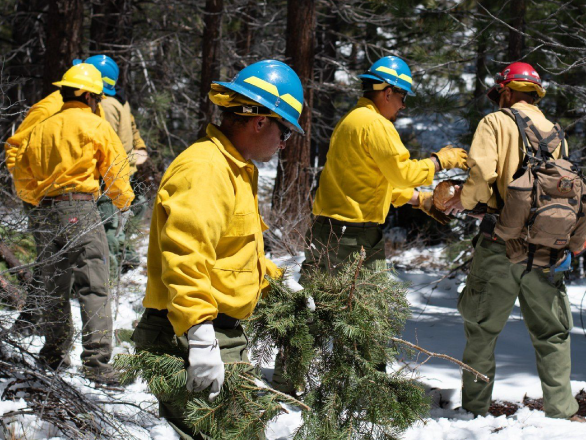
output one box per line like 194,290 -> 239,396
487,62 -> 544,103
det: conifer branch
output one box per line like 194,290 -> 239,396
238,374 -> 311,411
390,337 -> 490,383
347,247 -> 366,311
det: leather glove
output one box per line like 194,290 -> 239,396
115,209 -> 134,236
431,145 -> 469,171
414,191 -> 450,225
186,322 -> 224,401
283,274 -> 315,311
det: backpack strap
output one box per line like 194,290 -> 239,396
524,243 -> 537,276
505,108 -> 536,161
548,249 -> 559,282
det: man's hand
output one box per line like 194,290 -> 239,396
412,191 -> 450,225
432,145 -> 469,171
444,186 -> 465,216
134,149 -> 148,166
186,322 -> 225,401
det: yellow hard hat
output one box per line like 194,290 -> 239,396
52,63 -> 103,95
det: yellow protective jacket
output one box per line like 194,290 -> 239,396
13,101 -> 134,211
4,91 -> 105,173
461,102 -> 562,211
313,98 -> 435,223
143,124 -> 282,336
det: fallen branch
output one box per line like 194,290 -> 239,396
0,241 -> 32,285
391,337 -> 490,383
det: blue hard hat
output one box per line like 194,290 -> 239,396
214,60 -> 305,134
359,56 -> 415,96
73,55 -> 119,96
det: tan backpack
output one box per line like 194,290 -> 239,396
494,108 -> 586,272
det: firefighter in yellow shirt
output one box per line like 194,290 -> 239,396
12,63 -> 134,384
131,60 -> 304,439
304,56 -> 468,275
5,65 -> 107,337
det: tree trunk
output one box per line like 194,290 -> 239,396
89,0 -> 133,89
313,6 -> 339,167
271,0 -> 316,233
508,0 -> 525,61
197,0 -> 224,139
234,0 -> 256,67
7,0 -> 46,109
43,0 -> 84,96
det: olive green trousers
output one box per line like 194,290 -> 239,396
132,309 -> 263,440
459,234 -> 578,419
299,218 -> 386,284
30,200 -> 112,370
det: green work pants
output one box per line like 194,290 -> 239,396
30,200 -> 112,370
299,218 -> 386,284
132,309 -> 263,440
97,185 -> 147,277
458,234 -> 578,419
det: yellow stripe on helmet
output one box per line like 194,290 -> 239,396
280,94 -> 303,113
103,77 -> 116,86
244,76 -> 280,97
244,76 -> 303,114
375,66 -> 413,84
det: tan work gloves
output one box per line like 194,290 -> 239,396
414,191 -> 450,225
432,145 -> 469,171
186,322 -> 224,401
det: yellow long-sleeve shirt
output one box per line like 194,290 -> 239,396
461,102 -> 562,211
4,91 -> 105,173
143,124 -> 282,336
313,98 -> 435,223
13,101 -> 134,211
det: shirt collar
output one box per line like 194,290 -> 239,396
511,101 -> 544,117
206,123 -> 252,169
60,100 -> 94,112
356,97 -> 382,115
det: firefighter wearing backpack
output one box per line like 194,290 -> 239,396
445,62 -> 585,422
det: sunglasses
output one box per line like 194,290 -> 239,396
391,86 -> 408,104
274,119 -> 292,142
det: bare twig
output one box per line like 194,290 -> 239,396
390,337 -> 490,383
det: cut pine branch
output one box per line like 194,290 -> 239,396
390,337 -> 490,383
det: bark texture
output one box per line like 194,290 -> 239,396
272,0 -> 316,231
43,0 -> 84,96
197,0 -> 224,139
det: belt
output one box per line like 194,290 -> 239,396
315,215 -> 379,228
145,309 -> 240,331
40,193 -> 95,204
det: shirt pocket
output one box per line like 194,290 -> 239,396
214,212 -> 258,272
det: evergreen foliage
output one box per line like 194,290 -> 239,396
247,253 -> 429,439
114,352 -> 302,440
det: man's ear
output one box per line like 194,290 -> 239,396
385,87 -> 393,101
253,115 -> 269,133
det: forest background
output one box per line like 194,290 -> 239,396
1,0 -> 585,248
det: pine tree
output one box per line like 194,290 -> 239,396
114,351 -> 306,440
247,252 -> 430,439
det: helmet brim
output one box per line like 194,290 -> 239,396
103,88 -> 116,96
52,80 -> 103,95
214,80 -> 305,135
358,73 -> 416,96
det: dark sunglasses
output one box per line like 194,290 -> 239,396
274,119 -> 292,142
391,86 -> 408,104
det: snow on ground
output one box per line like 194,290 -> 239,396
3,237 -> 586,439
